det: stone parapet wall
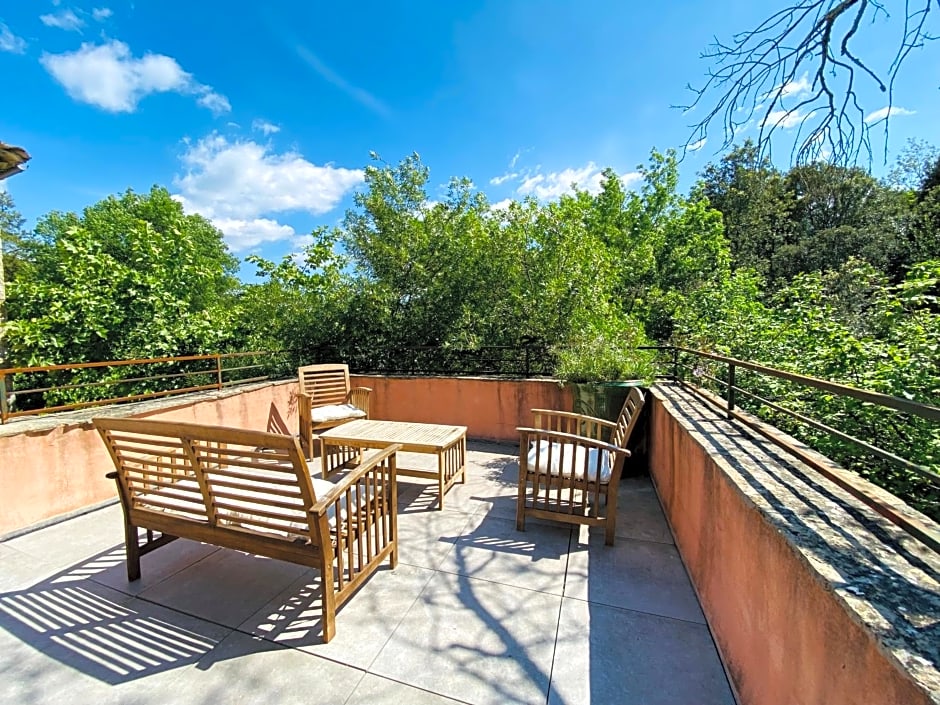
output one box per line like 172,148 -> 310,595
648,383 -> 939,705
0,376 -> 569,536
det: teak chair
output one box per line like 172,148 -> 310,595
516,387 -> 646,545
298,363 -> 372,459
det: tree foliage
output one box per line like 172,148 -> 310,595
4,186 -> 241,368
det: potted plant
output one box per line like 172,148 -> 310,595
553,320 -> 656,422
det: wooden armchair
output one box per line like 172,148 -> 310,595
516,388 -> 646,545
298,363 -> 372,459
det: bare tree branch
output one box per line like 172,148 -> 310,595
680,0 -> 938,166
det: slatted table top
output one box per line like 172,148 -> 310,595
319,419 -> 467,453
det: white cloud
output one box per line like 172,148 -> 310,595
780,73 -> 812,98
252,119 -> 281,135
92,7 -> 112,21
490,198 -> 513,212
761,108 -> 816,130
0,23 -> 27,53
864,106 -> 916,124
40,9 -> 85,31
196,89 -> 231,115
173,134 -> 364,251
489,172 -> 518,186
517,162 -> 611,199
687,138 -> 707,152
209,217 -> 298,252
40,40 -> 230,114
295,45 -> 390,117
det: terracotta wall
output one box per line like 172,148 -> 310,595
1,377 -> 569,536
0,381 -> 297,537
647,392 -> 932,705
354,375 -> 572,442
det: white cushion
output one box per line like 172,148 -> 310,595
527,441 -> 613,483
310,403 -> 366,424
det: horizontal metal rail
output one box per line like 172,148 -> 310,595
0,351 -> 292,423
676,347 -> 940,422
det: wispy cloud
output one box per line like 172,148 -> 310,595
41,40 -> 230,115
760,107 -> 816,130
864,106 -> 916,124
174,133 -> 363,251
40,9 -> 85,32
0,23 -> 27,53
779,73 -> 812,98
295,45 -> 390,118
252,119 -> 281,135
687,138 -> 707,152
92,7 -> 113,21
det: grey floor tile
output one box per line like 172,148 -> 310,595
5,504 -> 125,572
439,513 -> 572,595
550,598 -> 734,705
565,534 -> 706,624
607,475 -> 674,545
395,506 -> 476,571
238,563 -> 434,669
371,571 -> 562,705
90,538 -> 221,596
137,548 -> 310,627
346,673 -> 467,705
0,542 -> 63,591
172,630 -> 364,705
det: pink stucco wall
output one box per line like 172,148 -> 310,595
1,377 -> 569,536
354,375 -> 572,442
647,390 -> 933,705
0,381 -> 296,536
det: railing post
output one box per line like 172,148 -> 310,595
216,354 -> 223,390
727,362 -> 736,419
0,372 -> 7,424
672,347 -> 679,382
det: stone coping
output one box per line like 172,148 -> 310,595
652,383 -> 940,702
0,380 -> 292,437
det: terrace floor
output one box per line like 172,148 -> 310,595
0,441 -> 735,705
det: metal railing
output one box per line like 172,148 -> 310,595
662,346 -> 940,550
0,351 -> 300,423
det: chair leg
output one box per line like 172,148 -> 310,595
604,484 -> 619,546
516,479 -> 528,532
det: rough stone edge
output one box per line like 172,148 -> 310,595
650,382 -> 940,704
0,379 -> 294,437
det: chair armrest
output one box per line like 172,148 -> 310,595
528,409 -> 618,429
311,443 -> 401,516
517,428 -> 630,457
347,387 -> 372,417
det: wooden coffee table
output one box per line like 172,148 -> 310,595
319,420 -> 467,510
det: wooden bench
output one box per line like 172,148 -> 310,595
94,417 -> 399,643
297,363 -> 372,460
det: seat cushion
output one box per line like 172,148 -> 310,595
310,403 -> 366,424
527,441 -> 613,483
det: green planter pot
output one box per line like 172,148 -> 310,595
569,380 -> 644,422
568,380 -> 648,476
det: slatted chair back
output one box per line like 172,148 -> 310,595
299,364 -> 352,407
610,388 -> 645,450
97,418 -> 318,543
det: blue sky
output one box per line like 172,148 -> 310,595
1,1 -> 936,278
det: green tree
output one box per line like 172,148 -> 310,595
4,186 -> 242,368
